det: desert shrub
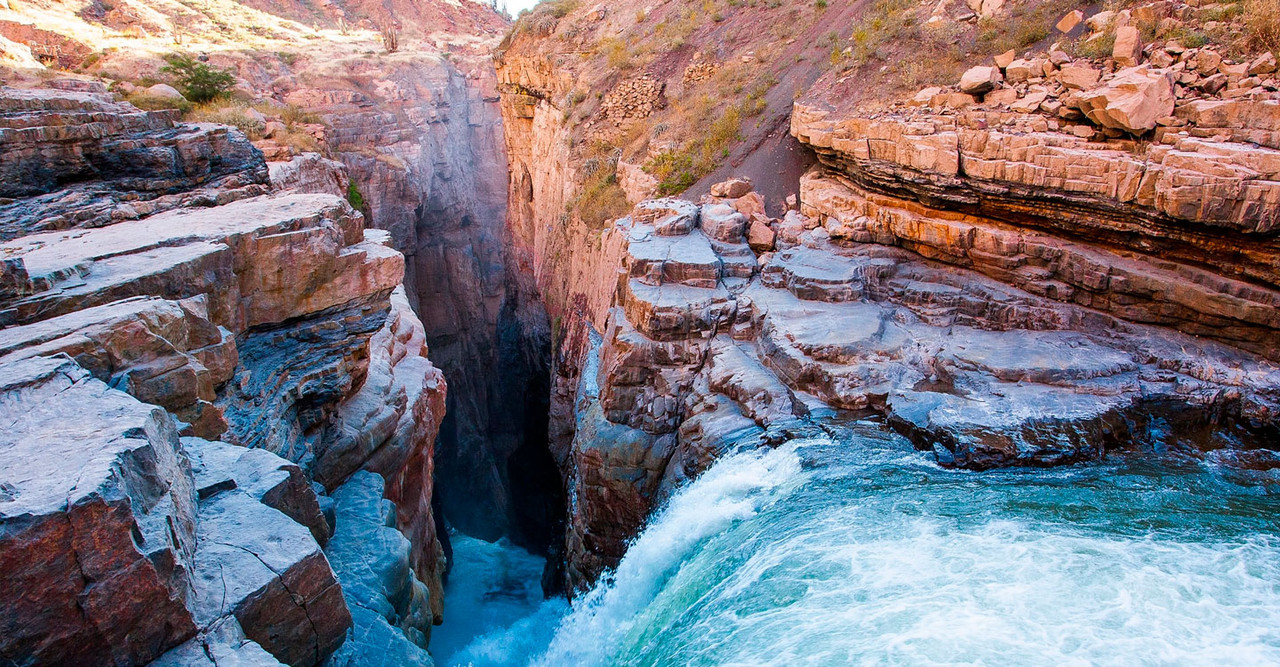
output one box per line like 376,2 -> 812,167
126,92 -> 192,113
279,104 -> 321,125
1164,25 -> 1210,48
161,54 -> 235,104
645,104 -> 743,195
574,168 -> 630,227
347,179 -> 366,211
185,101 -> 265,138
517,0 -> 580,35
1245,0 -> 1280,51
1073,31 -> 1116,58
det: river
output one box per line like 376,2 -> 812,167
438,424 -> 1280,665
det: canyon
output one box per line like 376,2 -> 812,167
1,0 -> 1279,664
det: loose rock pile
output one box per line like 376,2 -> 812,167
914,2 -> 1279,137
598,76 -> 665,124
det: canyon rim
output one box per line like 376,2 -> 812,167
1,0 -> 1279,664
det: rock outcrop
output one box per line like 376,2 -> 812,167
499,41 -> 1280,592
275,44 -> 560,555
0,87 -> 447,665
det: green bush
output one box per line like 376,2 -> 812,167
162,55 -> 236,104
347,179 -> 367,212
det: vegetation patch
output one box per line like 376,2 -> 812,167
162,54 -> 236,104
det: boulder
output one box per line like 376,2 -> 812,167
1056,9 -> 1084,33
146,83 -> 187,100
1005,59 -> 1035,82
1010,91 -> 1049,112
1195,49 -> 1222,75
1197,72 -> 1228,94
994,49 -> 1016,69
1074,66 -> 1175,133
959,65 -> 1003,95
1086,10 -> 1116,31
1113,25 -> 1143,68
1059,63 -> 1101,89
701,203 -> 749,243
632,198 -> 699,236
710,177 -> 754,198
1249,52 -> 1278,76
985,88 -> 1019,105
747,219 -> 777,253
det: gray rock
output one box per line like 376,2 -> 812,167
323,471 -> 433,667
185,437 -> 332,546
191,489 -> 351,666
0,355 -> 198,665
153,617 -> 283,667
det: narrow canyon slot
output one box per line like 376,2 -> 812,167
0,0 -> 1278,665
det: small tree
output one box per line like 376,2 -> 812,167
162,54 -> 236,104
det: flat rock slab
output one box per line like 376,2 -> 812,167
626,225 -> 722,288
0,355 -> 198,665
623,279 -> 735,340
191,489 -> 350,667
186,437 -> 331,546
0,193 -> 401,330
762,246 -> 873,302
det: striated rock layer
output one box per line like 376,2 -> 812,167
273,47 -> 561,554
498,64 -> 1280,591
0,88 -> 447,665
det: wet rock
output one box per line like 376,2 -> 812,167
322,471 -> 434,666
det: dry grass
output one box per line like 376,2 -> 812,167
1245,0 -> 1280,52
125,92 -> 192,113
185,101 -> 265,138
571,139 -> 629,227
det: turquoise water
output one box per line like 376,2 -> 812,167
445,425 -> 1280,666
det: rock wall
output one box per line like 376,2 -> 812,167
498,58 -> 1280,594
275,49 -> 563,554
0,88 -> 448,665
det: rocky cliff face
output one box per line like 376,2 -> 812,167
497,2 -> 1280,592
273,48 -> 563,555
0,87 -> 447,665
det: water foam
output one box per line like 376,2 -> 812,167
532,442 -> 808,666
443,431 -> 1280,666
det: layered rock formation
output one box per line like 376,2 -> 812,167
0,87 -> 447,665
264,41 -> 562,555
498,28 -> 1280,592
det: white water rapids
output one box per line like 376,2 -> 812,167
438,426 -> 1280,666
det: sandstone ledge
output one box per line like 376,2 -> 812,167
792,102 -> 1280,361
